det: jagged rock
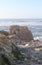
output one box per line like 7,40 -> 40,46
9,25 -> 33,41
0,40 -> 26,65
0,38 -> 42,65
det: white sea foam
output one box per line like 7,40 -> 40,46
34,37 -> 39,40
34,36 -> 42,41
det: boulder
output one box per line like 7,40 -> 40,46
9,25 -> 33,41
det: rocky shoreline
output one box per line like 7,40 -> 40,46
0,25 -> 42,65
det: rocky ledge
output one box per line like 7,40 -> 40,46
0,25 -> 42,65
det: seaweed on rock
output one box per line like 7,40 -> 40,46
0,54 -> 11,65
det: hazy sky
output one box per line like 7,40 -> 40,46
0,0 -> 42,18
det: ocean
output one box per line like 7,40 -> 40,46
0,19 -> 42,41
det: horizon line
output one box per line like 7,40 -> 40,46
0,18 -> 42,19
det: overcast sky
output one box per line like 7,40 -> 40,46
0,0 -> 42,18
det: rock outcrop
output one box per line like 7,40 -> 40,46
9,25 -> 33,41
0,35 -> 42,65
0,33 -> 42,65
0,25 -> 42,65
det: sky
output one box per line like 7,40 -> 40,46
0,0 -> 42,18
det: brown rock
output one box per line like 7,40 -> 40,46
0,31 -> 9,36
9,25 -> 19,34
9,25 -> 33,41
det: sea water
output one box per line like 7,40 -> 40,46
0,19 -> 42,41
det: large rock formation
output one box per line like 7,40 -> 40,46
9,25 -> 33,41
0,33 -> 42,65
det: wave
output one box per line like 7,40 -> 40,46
34,36 -> 42,41
0,20 -> 42,26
